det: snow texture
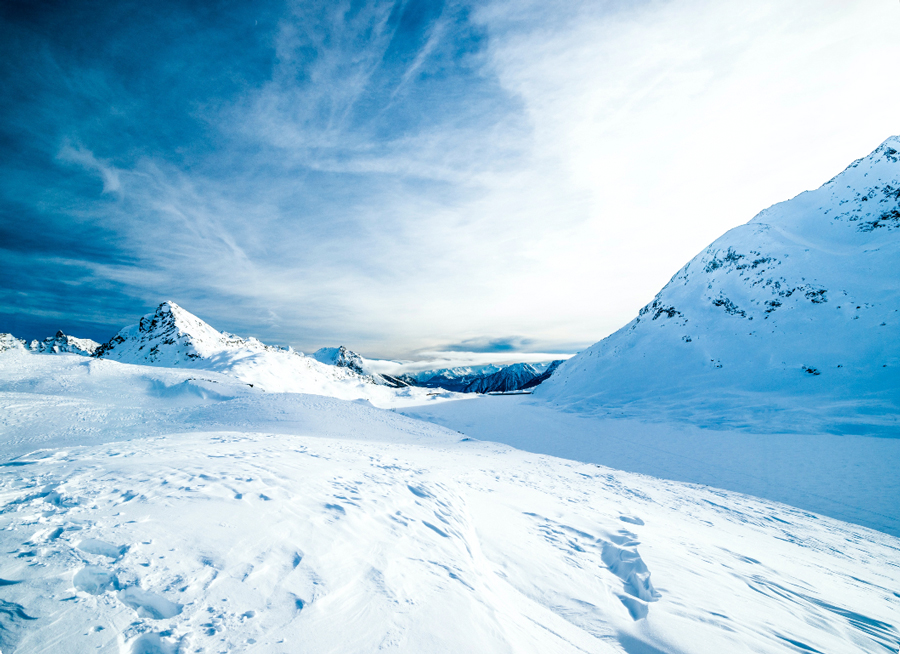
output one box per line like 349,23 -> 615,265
538,136 -> 900,435
0,352 -> 898,653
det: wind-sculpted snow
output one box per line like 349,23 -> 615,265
0,352 -> 898,652
539,136 -> 900,434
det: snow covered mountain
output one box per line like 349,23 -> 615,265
314,345 -> 410,387
538,136 -> 900,434
0,333 -> 26,352
29,330 -> 99,355
91,301 -> 441,405
407,360 -> 564,393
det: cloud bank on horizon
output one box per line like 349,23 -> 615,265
1,0 -> 898,357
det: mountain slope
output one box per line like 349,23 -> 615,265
92,302 -> 440,405
407,361 -> 564,393
314,346 -> 409,387
537,136 -> 900,434
29,330 -> 99,355
0,334 -> 25,352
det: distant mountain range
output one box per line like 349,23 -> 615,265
399,360 -> 564,393
0,331 -> 99,356
1,302 -> 563,397
538,136 -> 900,434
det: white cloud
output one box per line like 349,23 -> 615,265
59,0 -> 900,358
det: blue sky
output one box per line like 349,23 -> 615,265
2,0 -> 898,357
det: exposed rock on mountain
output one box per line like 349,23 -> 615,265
90,302 -> 426,403
92,301 -> 277,365
314,346 -> 409,388
538,136 -> 900,434
0,334 -> 25,353
29,331 -> 99,356
521,359 -> 564,389
409,360 -> 564,393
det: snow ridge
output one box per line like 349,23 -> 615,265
313,346 -> 410,388
29,330 -> 99,356
89,301 -> 449,405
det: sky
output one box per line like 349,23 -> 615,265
1,0 -> 899,358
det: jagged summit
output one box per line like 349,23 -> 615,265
314,346 -> 367,375
538,136 -> 900,433
0,334 -> 26,353
30,330 -> 99,356
313,346 -> 410,388
93,301 -> 273,365
86,301 -> 433,402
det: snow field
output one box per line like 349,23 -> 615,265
1,428 -> 898,653
400,395 -> 900,537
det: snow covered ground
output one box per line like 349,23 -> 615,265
0,352 -> 898,653
399,394 -> 900,537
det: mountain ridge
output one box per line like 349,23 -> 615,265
537,135 -> 900,434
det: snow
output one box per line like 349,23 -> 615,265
537,136 -> 900,436
89,302 -> 458,408
398,394 -> 900,536
0,140 -> 898,653
29,331 -> 99,356
0,334 -> 26,353
0,353 -> 898,653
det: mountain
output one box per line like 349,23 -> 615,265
0,334 -> 26,353
91,301 -> 432,404
29,330 -> 99,355
92,300 -> 275,365
520,359 -> 564,389
461,362 -> 541,393
537,136 -> 900,434
408,360 -> 564,393
313,346 -> 409,388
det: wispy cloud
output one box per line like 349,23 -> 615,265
2,0 -> 898,356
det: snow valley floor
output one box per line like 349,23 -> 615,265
399,395 -> 900,537
0,353 -> 898,653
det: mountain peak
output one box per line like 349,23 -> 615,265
313,346 -> 366,375
537,136 -> 900,433
94,301 -> 243,364
30,331 -> 99,356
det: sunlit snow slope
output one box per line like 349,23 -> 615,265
539,137 -> 900,434
92,301 -> 449,407
0,352 -> 897,653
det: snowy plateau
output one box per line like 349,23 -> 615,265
0,138 -> 898,654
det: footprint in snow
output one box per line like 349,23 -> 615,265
117,586 -> 182,620
619,515 -> 645,526
73,566 -> 119,595
127,631 -> 178,654
78,538 -> 128,559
